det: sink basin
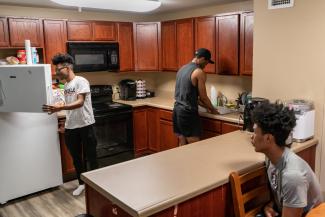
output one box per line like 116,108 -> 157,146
198,105 -> 237,115
216,106 -> 237,115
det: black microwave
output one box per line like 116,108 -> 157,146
67,42 -> 119,72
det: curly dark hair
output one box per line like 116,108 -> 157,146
252,102 -> 296,147
52,53 -> 74,66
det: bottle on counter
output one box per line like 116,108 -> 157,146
31,47 -> 39,64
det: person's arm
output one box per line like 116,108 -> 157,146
193,69 -> 218,114
43,94 -> 86,114
263,201 -> 279,217
280,172 -> 308,217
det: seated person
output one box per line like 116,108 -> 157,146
251,102 -> 323,217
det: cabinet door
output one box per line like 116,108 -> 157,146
195,17 -> 216,74
176,19 -> 194,69
177,186 -> 225,217
134,22 -> 160,71
202,130 -> 219,140
0,17 -> 9,47
58,119 -> 76,181
221,122 -> 242,134
159,120 -> 178,151
216,14 -> 239,75
133,108 -> 148,155
93,21 -> 116,41
117,22 -> 134,71
147,108 -> 160,152
67,21 -> 93,41
9,18 -> 44,47
161,21 -> 178,71
240,12 -> 254,76
43,20 -> 67,75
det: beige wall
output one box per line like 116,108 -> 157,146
149,0 -> 253,21
78,71 -> 156,91
155,72 -> 252,100
253,0 -> 325,192
0,4 -> 150,21
0,0 -> 253,22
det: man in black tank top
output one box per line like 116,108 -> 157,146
173,48 -> 218,145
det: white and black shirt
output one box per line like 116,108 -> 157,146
64,76 -> 95,129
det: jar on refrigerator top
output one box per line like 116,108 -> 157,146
17,50 -> 26,64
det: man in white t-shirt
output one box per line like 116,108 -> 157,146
43,53 -> 98,196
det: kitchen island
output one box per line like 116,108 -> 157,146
81,131 -> 317,217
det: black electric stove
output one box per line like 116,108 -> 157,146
90,85 -> 134,168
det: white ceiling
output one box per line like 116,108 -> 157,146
0,0 -> 246,14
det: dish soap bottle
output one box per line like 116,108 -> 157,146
210,86 -> 218,108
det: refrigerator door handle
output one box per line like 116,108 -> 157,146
0,80 -> 6,106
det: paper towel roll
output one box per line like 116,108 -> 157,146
25,40 -> 32,65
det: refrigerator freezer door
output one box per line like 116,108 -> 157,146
0,64 -> 53,113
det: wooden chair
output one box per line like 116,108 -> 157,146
229,166 -> 271,217
306,203 -> 325,217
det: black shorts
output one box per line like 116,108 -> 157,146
173,104 -> 202,137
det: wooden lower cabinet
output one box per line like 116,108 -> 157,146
147,108 -> 160,152
85,184 -> 228,217
133,107 -> 244,156
58,118 -> 76,182
159,119 -> 179,151
221,122 -> 242,134
133,107 -> 149,156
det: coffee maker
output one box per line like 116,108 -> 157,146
119,79 -> 137,101
243,97 -> 269,132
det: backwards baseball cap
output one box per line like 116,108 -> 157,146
194,48 -> 215,64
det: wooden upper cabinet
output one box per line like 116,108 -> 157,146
161,21 -> 178,71
0,18 -> 9,47
117,22 -> 134,71
8,18 -> 43,47
216,14 -> 239,75
67,21 -> 93,41
240,12 -> 254,76
93,21 -> 116,41
133,22 -> 160,71
43,19 -> 67,75
176,18 -> 194,69
195,17 -> 216,74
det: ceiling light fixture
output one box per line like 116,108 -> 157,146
50,0 -> 162,13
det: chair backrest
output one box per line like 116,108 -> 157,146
306,203 -> 325,217
230,166 -> 271,217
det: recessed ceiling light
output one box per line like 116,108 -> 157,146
50,0 -> 162,12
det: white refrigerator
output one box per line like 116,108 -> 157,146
0,64 -> 63,204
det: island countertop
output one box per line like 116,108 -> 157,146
81,131 -> 317,217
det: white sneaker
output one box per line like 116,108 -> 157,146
72,184 -> 85,196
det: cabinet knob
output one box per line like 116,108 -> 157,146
112,207 -> 118,215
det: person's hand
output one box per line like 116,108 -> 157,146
210,108 -> 219,115
58,125 -> 65,133
42,104 -> 63,114
264,205 -> 279,217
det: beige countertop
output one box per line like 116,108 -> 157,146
81,131 -> 317,217
115,96 -> 243,124
57,95 -> 243,124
